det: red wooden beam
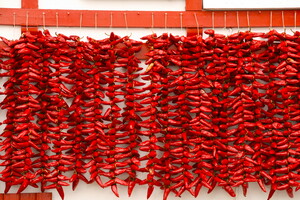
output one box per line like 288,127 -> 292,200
186,0 -> 203,11
19,193 -> 36,200
0,8 -> 298,28
36,193 -> 52,200
4,194 -> 20,200
21,0 -> 38,9
0,193 -> 52,200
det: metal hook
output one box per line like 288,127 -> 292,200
180,13 -> 183,31
110,12 -> 113,28
95,13 -> 98,29
13,12 -> 16,28
151,12 -> 154,34
246,11 -> 251,31
294,11 -> 297,31
224,11 -> 227,29
194,12 -> 200,36
270,11 -> 272,30
151,12 -> 154,29
26,11 -> 29,31
12,12 -> 16,39
124,12 -> 132,37
80,13 -> 83,29
236,11 -> 240,32
212,11 -> 215,31
165,13 -> 168,30
56,12 -> 59,30
282,11 -> 286,32
124,13 -> 128,30
42,12 -> 46,30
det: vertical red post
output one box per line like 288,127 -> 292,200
21,0 -> 39,33
21,0 -> 38,9
36,193 -> 52,200
186,0 -> 203,36
4,194 -> 20,200
186,0 -> 203,11
19,194 -> 36,200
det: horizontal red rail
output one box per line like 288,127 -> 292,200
0,193 -> 51,200
0,8 -> 298,28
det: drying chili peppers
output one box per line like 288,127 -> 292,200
0,29 -> 299,200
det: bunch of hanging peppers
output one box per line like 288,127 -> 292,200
0,29 -> 299,200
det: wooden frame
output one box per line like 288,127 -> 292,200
0,0 -> 296,30
0,8 -> 297,28
0,193 -> 51,200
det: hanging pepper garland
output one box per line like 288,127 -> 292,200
0,29 -> 299,200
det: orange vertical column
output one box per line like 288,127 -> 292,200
21,0 -> 39,33
4,194 -> 20,200
36,193 -> 52,200
19,194 -> 36,200
186,0 -> 203,36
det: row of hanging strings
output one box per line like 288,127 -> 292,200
13,10 -> 297,35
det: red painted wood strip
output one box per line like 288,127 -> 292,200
36,193 -> 51,200
137,43 -> 148,60
186,0 -> 203,11
0,8 -> 297,28
21,27 -> 40,34
0,194 -> 4,200
4,194 -> 20,200
21,0 -> 38,9
186,28 -> 203,36
20,194 -> 36,200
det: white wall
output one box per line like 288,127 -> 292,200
0,1 -> 299,200
0,0 -> 20,8
39,0 -> 185,11
203,0 -> 300,10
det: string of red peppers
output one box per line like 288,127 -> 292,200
0,29 -> 299,200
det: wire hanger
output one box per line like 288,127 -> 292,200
56,12 -> 59,32
165,13 -> 168,32
282,11 -> 286,33
124,12 -> 128,30
224,11 -> 227,29
151,12 -> 154,33
95,13 -> 98,30
194,12 -> 200,36
110,12 -> 113,29
246,11 -> 251,32
26,11 -> 29,31
13,12 -> 16,39
236,11 -> 240,33
79,13 -> 83,29
294,11 -> 297,32
124,12 -> 132,37
212,11 -> 215,31
180,13 -> 183,31
42,12 -> 46,30
270,11 -> 272,30
223,11 -> 233,35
